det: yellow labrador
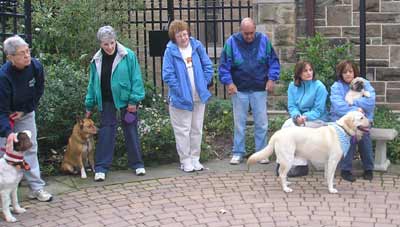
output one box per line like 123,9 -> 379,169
247,111 -> 370,194
345,77 -> 370,105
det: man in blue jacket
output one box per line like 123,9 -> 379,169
219,17 -> 280,164
0,35 -> 52,201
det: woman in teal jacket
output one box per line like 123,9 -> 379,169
85,26 -> 146,181
276,60 -> 329,177
162,20 -> 213,172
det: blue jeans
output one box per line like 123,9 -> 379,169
231,91 -> 268,156
340,134 -> 374,171
95,102 -> 144,173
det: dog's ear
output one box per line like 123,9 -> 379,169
14,131 -> 33,152
337,113 -> 356,136
76,115 -> 85,129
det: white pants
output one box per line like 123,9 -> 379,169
169,102 -> 205,164
281,118 -> 327,166
0,111 -> 46,191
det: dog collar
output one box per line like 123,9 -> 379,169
6,160 -> 30,171
330,123 -> 351,157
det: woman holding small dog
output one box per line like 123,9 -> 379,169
162,20 -> 213,172
274,60 -> 329,177
85,26 -> 146,181
330,60 -> 376,182
0,35 -> 53,202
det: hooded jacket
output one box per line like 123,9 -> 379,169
287,80 -> 329,122
85,42 -> 145,112
330,79 -> 375,121
162,37 -> 213,111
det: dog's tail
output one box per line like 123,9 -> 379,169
247,137 -> 275,165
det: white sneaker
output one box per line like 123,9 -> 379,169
259,159 -> 270,164
135,168 -> 146,176
28,189 -> 53,202
192,159 -> 204,171
230,155 -> 242,165
180,159 -> 194,172
94,172 -> 105,182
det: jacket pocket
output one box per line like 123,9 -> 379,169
119,82 -> 131,102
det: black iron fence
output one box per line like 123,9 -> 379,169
127,0 -> 253,98
0,0 -> 32,64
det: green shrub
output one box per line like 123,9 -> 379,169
280,33 -> 353,90
373,106 -> 400,163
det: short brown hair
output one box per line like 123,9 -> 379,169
336,60 -> 360,81
293,60 -> 315,86
168,20 -> 190,43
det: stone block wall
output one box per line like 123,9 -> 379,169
295,0 -> 400,110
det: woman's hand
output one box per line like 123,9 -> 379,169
127,104 -> 137,113
9,112 -> 24,121
296,115 -> 307,125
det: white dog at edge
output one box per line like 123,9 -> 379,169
0,130 -> 32,222
247,111 -> 370,194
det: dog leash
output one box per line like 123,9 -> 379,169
0,117 -> 16,152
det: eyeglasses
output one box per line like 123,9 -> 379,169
13,48 -> 31,57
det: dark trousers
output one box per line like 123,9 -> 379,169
95,102 -> 144,173
340,134 -> 374,172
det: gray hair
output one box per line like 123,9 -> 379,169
3,35 -> 29,55
96,26 -> 117,42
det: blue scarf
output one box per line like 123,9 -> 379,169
329,123 -> 352,157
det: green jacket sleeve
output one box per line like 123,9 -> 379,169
128,52 -> 145,105
85,63 -> 96,111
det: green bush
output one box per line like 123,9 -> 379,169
280,33 -> 353,90
373,106 -> 400,163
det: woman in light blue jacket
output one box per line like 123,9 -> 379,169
330,60 -> 375,182
162,20 -> 213,172
275,61 -> 329,177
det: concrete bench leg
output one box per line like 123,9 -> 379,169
374,141 -> 391,171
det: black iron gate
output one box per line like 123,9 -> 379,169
128,0 -> 253,98
0,0 -> 32,64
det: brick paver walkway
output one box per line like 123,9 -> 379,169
3,170 -> 400,227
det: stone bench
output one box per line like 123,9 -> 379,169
370,128 -> 398,171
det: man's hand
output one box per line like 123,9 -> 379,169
6,133 -> 17,153
127,104 -> 137,113
9,112 -> 24,121
227,83 -> 238,95
266,80 -> 275,93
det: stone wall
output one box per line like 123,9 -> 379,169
256,0 -> 400,110
297,0 -> 400,110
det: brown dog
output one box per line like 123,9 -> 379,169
61,118 -> 97,178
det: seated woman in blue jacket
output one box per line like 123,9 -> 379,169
330,60 -> 375,182
276,60 -> 329,177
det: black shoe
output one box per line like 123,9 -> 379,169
363,170 -> 373,181
275,163 -> 280,176
287,165 -> 309,177
341,170 -> 356,182
275,164 -> 309,177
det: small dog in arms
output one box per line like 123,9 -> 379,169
247,111 -> 370,194
345,77 -> 370,105
61,117 -> 97,178
0,131 -> 33,222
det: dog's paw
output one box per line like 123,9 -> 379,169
364,91 -> 370,97
81,173 -> 87,179
5,215 -> 17,223
283,187 -> 293,193
13,207 -> 26,214
329,188 -> 338,194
